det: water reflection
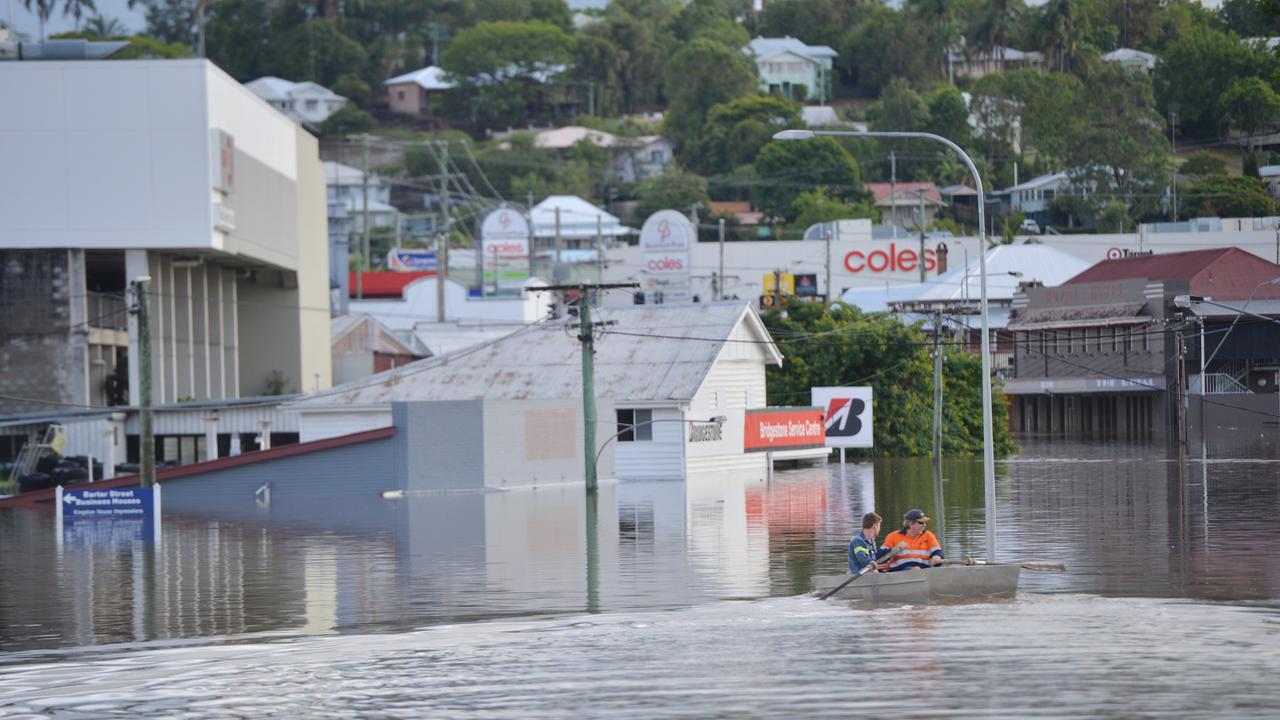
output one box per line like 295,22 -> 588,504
1,439 -> 1279,659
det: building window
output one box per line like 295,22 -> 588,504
650,150 -> 663,164
397,90 -> 405,101
617,409 -> 653,442
1141,326 -> 1150,351
305,99 -> 318,110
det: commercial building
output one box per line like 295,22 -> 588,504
0,59 -> 332,414
1005,248 -> 1280,441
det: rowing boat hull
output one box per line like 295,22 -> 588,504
812,564 -> 1021,604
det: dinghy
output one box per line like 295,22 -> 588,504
812,562 -> 1022,604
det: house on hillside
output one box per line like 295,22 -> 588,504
865,182 -> 944,231
947,46 -> 1043,81
1007,172 -> 1070,226
245,77 -> 347,127
289,301 -> 813,480
384,65 -> 454,117
1101,48 -> 1157,73
325,161 -> 399,234
747,37 -> 837,103
503,126 -> 674,184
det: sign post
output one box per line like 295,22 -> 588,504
56,485 -> 162,545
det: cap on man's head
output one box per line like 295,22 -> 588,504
904,509 -> 931,525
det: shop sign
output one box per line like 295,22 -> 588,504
744,407 -> 826,452
810,387 -> 874,448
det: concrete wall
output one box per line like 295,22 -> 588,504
294,126 -> 333,394
0,250 -> 89,413
392,401 -> 485,491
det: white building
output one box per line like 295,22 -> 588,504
747,37 -> 838,103
503,126 -> 675,184
1007,171 -> 1071,220
325,160 -> 399,233
289,302 -> 800,480
1101,48 -> 1158,73
0,59 -> 332,413
245,76 -> 348,127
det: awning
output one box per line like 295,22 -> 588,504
1008,302 -> 1150,331
1003,376 -> 1165,395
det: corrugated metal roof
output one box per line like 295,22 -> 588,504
289,302 -> 780,408
1009,302 -> 1149,331
1063,248 -> 1280,301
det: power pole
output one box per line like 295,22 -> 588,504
918,190 -> 928,282
718,218 -> 726,301
131,278 -> 155,488
536,282 -> 639,493
596,214 -> 605,283
437,141 -> 449,324
358,133 -> 370,301
890,150 -> 897,238
932,309 -> 944,533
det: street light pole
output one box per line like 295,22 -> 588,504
774,128 -> 998,562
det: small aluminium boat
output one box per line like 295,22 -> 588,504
812,562 -> 1021,605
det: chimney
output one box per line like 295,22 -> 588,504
935,242 -> 948,274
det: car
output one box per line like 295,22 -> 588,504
1019,218 -> 1040,234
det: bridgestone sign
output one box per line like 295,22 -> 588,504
743,407 -> 827,452
811,387 -> 874,449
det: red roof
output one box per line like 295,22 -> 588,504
1064,247 -> 1280,300
349,271 -> 434,299
864,182 -> 943,205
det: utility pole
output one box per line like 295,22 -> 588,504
932,309 -> 944,534
596,214 -> 605,282
536,282 -> 639,492
131,278 -> 155,488
890,150 -> 897,238
824,227 -> 832,302
918,189 -> 928,282
437,140 -> 450,324
554,206 -> 564,285
358,133 -> 370,301
1169,106 -> 1179,221
718,218 -> 726,301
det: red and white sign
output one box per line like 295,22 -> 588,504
744,407 -> 826,453
810,387 -> 873,449
645,253 -> 689,274
844,242 -> 936,274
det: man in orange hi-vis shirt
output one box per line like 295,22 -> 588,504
879,509 -> 944,571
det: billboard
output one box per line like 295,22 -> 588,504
743,407 -> 826,452
387,248 -> 437,271
56,485 -> 162,545
640,210 -> 695,304
479,205 -> 532,292
810,387 -> 874,448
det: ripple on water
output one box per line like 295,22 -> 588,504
1,593 -> 1278,718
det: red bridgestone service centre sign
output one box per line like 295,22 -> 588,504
744,407 -> 827,453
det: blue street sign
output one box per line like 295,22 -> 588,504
56,485 -> 162,545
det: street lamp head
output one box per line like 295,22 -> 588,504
772,129 -> 816,141
710,415 -> 728,423
1173,294 -> 1207,308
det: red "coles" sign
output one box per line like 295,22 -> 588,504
844,242 -> 937,274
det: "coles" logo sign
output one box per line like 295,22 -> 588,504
844,242 -> 937,274
646,255 -> 686,272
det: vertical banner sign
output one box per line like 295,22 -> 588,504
639,210 -> 695,304
743,407 -> 827,452
479,205 -> 532,293
810,387 -> 874,448
56,485 -> 162,545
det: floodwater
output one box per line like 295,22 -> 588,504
2,438 -> 1279,717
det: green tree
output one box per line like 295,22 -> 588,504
632,168 -> 712,224
1032,0 -> 1087,73
674,0 -> 748,48
1180,151 -> 1228,177
867,77 -> 931,132
753,137 -> 862,222
83,14 -> 127,35
758,0 -> 860,49
440,20 -> 575,130
908,0 -> 960,80
967,0 -> 1024,73
841,6 -> 930,94
662,38 -> 757,159
332,73 -> 373,107
204,0 -> 272,80
1001,68 -> 1085,163
52,29 -> 190,57
128,0 -> 196,47
1181,175 -> 1274,217
696,95 -> 803,176
318,104 -> 376,135
1217,76 -> 1280,150
761,301 -> 1015,457
271,18 -> 367,88
1154,25 -> 1277,139
790,189 -> 876,236
62,0 -> 98,31
925,85 -> 971,145
1218,0 -> 1280,38
22,0 -> 61,39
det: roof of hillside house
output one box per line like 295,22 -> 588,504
1101,48 -> 1158,69
533,126 -> 618,149
331,314 -> 423,357
948,46 -> 1043,63
245,77 -> 343,100
384,65 -> 454,90
289,302 -> 782,408
865,182 -> 944,207
530,195 -> 632,238
348,271 -> 434,299
1064,247 -> 1280,300
1006,172 -> 1069,193
748,37 -> 838,60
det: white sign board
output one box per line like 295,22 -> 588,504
810,387 -> 873,448
639,210 -> 696,304
479,205 -> 532,291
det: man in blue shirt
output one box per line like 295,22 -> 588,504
848,511 -> 886,574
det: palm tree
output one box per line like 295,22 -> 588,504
83,14 -> 127,37
969,0 -> 1021,73
21,0 -> 58,40
909,0 -> 959,81
1035,0 -> 1086,73
62,0 -> 97,31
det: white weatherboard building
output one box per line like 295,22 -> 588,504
245,76 -> 348,127
0,59 -> 332,414
290,302 -> 805,480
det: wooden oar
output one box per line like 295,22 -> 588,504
943,558 -> 1066,572
818,547 -> 904,600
